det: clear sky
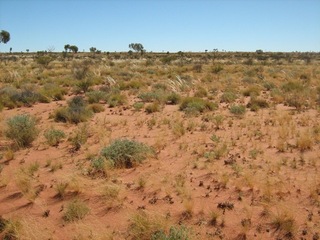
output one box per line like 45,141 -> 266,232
0,0 -> 319,53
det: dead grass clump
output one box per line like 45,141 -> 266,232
296,131 -> 313,151
63,199 -> 90,222
270,211 -> 296,239
129,210 -> 167,240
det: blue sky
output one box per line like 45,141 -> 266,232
0,0 -> 319,52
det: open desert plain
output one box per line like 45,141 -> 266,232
0,51 -> 319,239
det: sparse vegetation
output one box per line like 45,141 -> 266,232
63,199 -> 90,222
5,114 -> 39,148
0,50 -> 320,239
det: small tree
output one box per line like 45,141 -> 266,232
69,45 -> 78,53
89,47 -> 96,53
129,43 -> 145,54
0,30 -> 10,44
64,44 -> 70,52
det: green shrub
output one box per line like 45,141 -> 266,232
63,199 -> 90,222
229,105 -> 246,116
180,97 -> 217,115
133,102 -> 145,111
44,128 -> 66,146
86,90 -> 106,103
119,80 -> 145,90
101,139 -> 155,168
138,90 -> 166,103
5,114 -> 38,148
107,93 -> 127,107
151,225 -> 191,240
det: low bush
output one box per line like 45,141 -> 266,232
247,97 -> 269,111
101,139 -> 155,168
54,96 -> 93,124
145,102 -> 161,113
107,93 -> 127,107
229,105 -> 246,116
44,128 -> 66,146
220,91 -> 237,103
180,97 -> 217,115
5,114 -> 38,148
86,90 -> 106,103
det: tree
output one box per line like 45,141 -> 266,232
89,47 -> 97,53
0,30 -> 10,44
129,43 -> 144,53
10,47 -> 12,53
64,44 -> 70,52
69,45 -> 78,53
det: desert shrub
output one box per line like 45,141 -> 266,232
145,102 -> 161,113
133,102 -> 145,111
44,128 -> 65,146
107,93 -> 127,107
11,89 -> 41,106
229,105 -> 246,116
242,86 -> 261,97
138,90 -> 166,104
242,77 -> 256,84
194,87 -> 207,98
70,124 -> 89,151
72,60 -> 91,80
75,79 -> 93,93
0,86 -> 19,108
63,199 -> 90,222
284,92 -> 309,110
5,114 -> 38,148
35,55 -> 54,68
0,218 -> 22,240
166,92 -> 181,105
152,83 -> 168,91
211,65 -> 223,74
119,80 -> 145,90
220,91 -> 237,103
192,64 -> 202,73
39,83 -> 66,101
247,97 -> 269,111
101,139 -> 155,168
129,211 -> 167,240
180,97 -> 217,115
263,81 -> 276,91
54,96 -> 93,124
89,103 -> 105,113
270,212 -> 296,239
86,90 -> 106,103
281,81 -> 304,92
151,225 -> 191,240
